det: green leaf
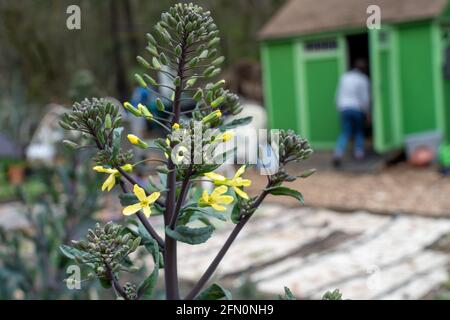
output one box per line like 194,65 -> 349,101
59,245 -> 88,260
196,283 -> 232,300
178,206 -> 226,226
138,238 -> 160,299
279,286 -> 296,300
322,289 -> 343,300
165,225 -> 214,245
220,116 -> 253,130
111,127 -> 123,159
119,193 -> 138,207
99,277 -> 112,289
231,202 -> 241,224
266,186 -> 304,204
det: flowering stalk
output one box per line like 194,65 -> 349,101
59,3 -> 313,301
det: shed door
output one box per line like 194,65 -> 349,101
297,37 -> 346,148
369,27 -> 402,152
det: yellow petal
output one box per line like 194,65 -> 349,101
234,165 -> 246,179
216,195 -> 234,205
238,178 -> 252,187
211,203 -> 226,211
201,190 -> 209,203
102,173 -> 116,192
127,134 -> 140,145
211,185 -> 228,198
123,203 -> 143,216
133,184 -> 147,202
221,131 -> 233,142
146,192 -> 161,204
204,172 -> 226,181
142,206 -> 152,218
121,164 -> 133,172
234,186 -> 249,200
93,166 -> 106,173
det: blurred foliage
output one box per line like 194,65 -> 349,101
0,0 -> 286,105
0,145 -> 102,299
0,75 -> 42,149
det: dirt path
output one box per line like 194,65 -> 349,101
246,163 -> 450,217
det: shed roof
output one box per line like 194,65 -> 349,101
259,0 -> 449,40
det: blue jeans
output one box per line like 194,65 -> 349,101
334,109 -> 366,158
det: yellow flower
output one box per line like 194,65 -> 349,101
198,186 -> 234,211
127,134 -> 148,149
204,165 -> 252,199
220,131 -> 233,142
172,123 -> 180,130
93,164 -> 133,192
123,184 -> 160,218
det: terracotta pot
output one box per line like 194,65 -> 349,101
7,164 -> 25,185
409,146 -> 434,167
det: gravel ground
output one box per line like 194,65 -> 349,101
246,163 -> 450,217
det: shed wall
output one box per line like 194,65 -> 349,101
397,22 -> 438,134
261,42 -> 299,131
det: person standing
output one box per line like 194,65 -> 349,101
333,58 -> 370,167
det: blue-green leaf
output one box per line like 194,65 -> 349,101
220,116 -> 252,130
165,225 -> 214,245
266,186 -> 304,204
196,283 -> 232,300
138,238 -> 160,299
59,245 -> 87,260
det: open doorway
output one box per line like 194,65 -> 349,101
345,33 -> 373,146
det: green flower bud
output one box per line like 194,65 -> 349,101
143,74 -> 158,86
211,95 -> 225,108
134,74 -> 147,88
208,37 -> 220,48
137,56 -> 150,69
193,89 -> 203,102
156,98 -> 165,111
212,56 -> 225,66
146,33 -> 156,45
185,77 -> 197,88
159,52 -> 168,65
146,45 -> 158,57
199,49 -> 208,59
152,57 -> 161,70
203,66 -> 215,77
123,102 -> 142,117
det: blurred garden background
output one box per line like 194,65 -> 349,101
2,0 -> 450,300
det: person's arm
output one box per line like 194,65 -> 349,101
360,76 -> 371,113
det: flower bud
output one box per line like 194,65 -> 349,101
134,74 -> 147,88
127,134 -> 148,149
123,102 -> 141,117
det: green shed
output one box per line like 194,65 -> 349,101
260,0 -> 450,153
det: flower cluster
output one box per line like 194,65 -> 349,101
60,98 -> 133,166
268,129 -> 315,184
68,222 -> 140,281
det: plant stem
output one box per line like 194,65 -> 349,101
169,166 -> 192,229
106,264 -> 129,300
163,28 -> 188,301
184,186 -> 270,300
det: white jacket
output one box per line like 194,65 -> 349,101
336,69 -> 370,113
